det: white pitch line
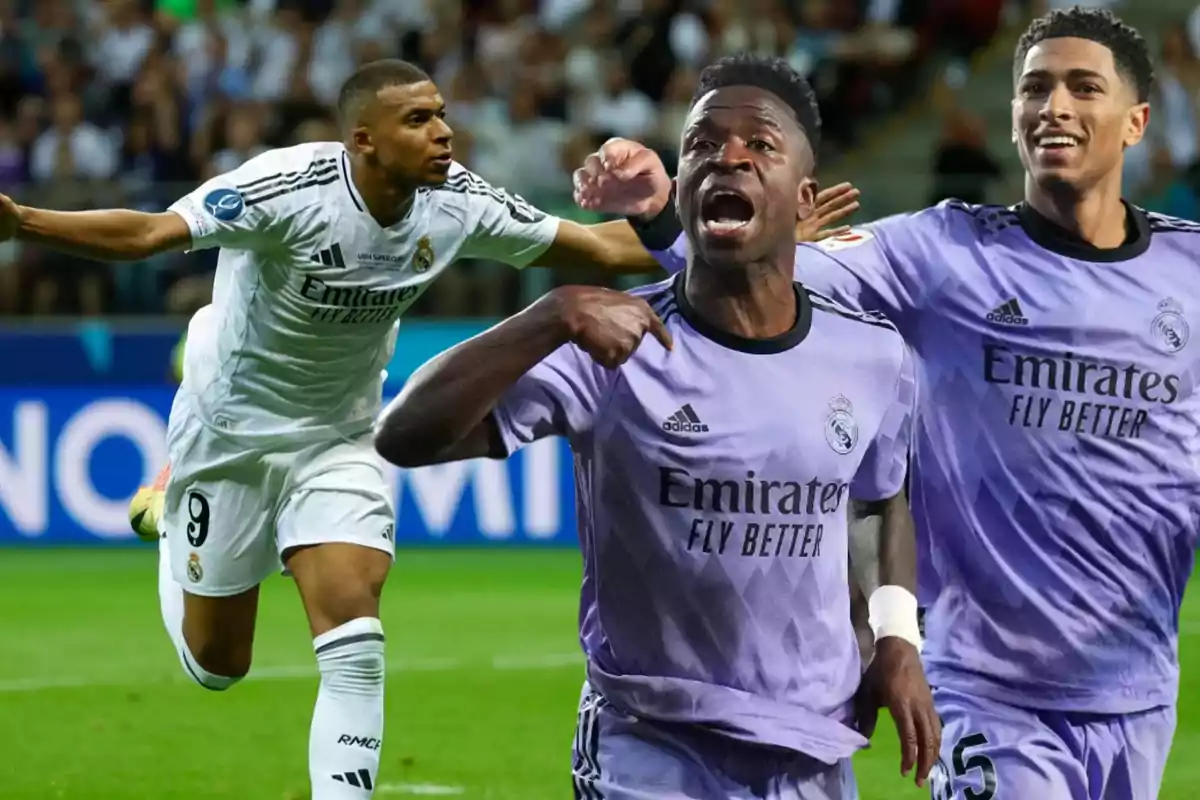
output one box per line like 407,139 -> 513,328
378,784 -> 465,796
0,652 -> 582,694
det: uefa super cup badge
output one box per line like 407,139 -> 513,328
186,552 -> 203,583
412,236 -> 434,273
1151,298 -> 1189,354
824,395 -> 858,455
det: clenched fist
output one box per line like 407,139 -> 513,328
573,138 -> 674,220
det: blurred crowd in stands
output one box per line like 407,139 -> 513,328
0,0 -> 1022,317
1128,5 -> 1200,224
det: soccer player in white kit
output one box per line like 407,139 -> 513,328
0,59 -> 680,797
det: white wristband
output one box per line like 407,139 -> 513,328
867,585 -> 922,649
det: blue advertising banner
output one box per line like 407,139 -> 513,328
0,388 -> 577,547
0,320 -> 494,389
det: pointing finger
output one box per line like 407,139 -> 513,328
647,312 -> 673,352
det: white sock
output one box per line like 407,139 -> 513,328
158,535 -> 239,691
309,617 -> 386,798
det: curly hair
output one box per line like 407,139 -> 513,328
1015,7 -> 1154,103
692,54 -> 822,155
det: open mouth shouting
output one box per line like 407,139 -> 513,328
699,188 -> 757,240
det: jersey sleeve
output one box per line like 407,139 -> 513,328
645,218 -> 925,333
491,344 -> 611,453
647,234 -> 688,275
800,224 -> 913,325
851,342 -> 915,501
450,166 -> 561,267
800,206 -> 954,333
168,151 -> 299,252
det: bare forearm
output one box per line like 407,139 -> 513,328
17,206 -> 188,261
857,495 -> 917,591
533,219 -> 663,273
855,492 -> 921,650
376,296 -> 568,465
587,220 -> 662,272
848,504 -> 882,597
849,562 -> 875,666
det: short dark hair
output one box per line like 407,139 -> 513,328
691,54 -> 822,155
1015,7 -> 1153,103
337,59 -> 431,124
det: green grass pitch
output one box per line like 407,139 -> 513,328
1,548 -> 1197,799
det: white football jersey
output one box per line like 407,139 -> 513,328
168,141 -> 560,442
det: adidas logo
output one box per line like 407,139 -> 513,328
331,769 -> 374,790
986,298 -> 1029,326
662,404 -> 709,433
313,242 -> 347,268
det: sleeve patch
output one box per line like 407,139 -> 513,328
202,188 -> 246,222
814,229 -> 874,252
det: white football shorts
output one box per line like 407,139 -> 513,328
162,406 -> 396,597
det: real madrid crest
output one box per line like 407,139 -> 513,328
186,552 -> 203,583
1151,298 -> 1189,354
825,395 -> 858,455
412,235 -> 434,273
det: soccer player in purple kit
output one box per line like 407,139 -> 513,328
374,56 -> 939,798
578,7 -> 1200,799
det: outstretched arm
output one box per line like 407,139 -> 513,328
530,181 -> 861,274
1,193 -> 192,261
529,219 -> 663,272
0,150 -> 302,262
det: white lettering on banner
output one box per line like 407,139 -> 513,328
0,402 -> 49,536
393,460 -> 470,536
56,400 -> 168,538
393,459 -> 515,538
474,459 -> 515,539
391,440 -> 563,539
523,438 -> 559,539
0,393 -> 565,541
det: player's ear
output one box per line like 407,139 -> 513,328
796,177 -> 817,221
1123,102 -> 1150,149
350,126 -> 375,157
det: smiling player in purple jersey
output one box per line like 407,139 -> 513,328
574,7 -> 1200,800
374,56 -> 939,799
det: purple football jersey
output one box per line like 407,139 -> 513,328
652,200 -> 1200,714
492,272 -> 914,764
